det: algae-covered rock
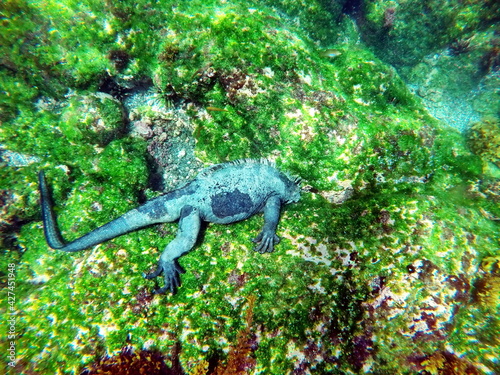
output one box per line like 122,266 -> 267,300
258,0 -> 345,44
60,93 -> 126,146
468,117 -> 500,167
401,27 -> 500,131
359,0 -> 500,68
0,1 -> 499,375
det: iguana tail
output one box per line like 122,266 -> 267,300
38,171 -> 156,252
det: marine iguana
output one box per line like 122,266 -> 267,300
39,159 -> 301,294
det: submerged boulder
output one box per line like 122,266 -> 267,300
1,1 -> 498,374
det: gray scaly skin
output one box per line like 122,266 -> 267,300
39,159 -> 301,294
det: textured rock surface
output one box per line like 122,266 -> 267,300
1,1 -> 499,374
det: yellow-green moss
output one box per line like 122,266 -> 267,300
468,117 -> 500,166
1,1 -> 499,374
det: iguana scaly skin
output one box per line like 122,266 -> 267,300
39,159 -> 301,294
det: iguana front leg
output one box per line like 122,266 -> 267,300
143,205 -> 201,294
252,195 -> 282,253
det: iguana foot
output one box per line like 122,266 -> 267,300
143,260 -> 185,294
252,231 -> 280,253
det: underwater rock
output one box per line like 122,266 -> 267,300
1,0 -> 499,374
467,116 -> 500,167
80,345 -> 181,375
358,0 -> 500,68
60,93 -> 126,146
404,29 -> 500,132
0,149 -> 41,168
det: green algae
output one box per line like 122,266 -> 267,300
360,0 -> 500,68
60,93 -> 126,146
1,1 -> 499,374
258,0 -> 343,44
468,117 -> 500,167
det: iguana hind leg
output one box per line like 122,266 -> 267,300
143,205 -> 201,294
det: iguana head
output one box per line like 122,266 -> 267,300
283,174 -> 302,204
